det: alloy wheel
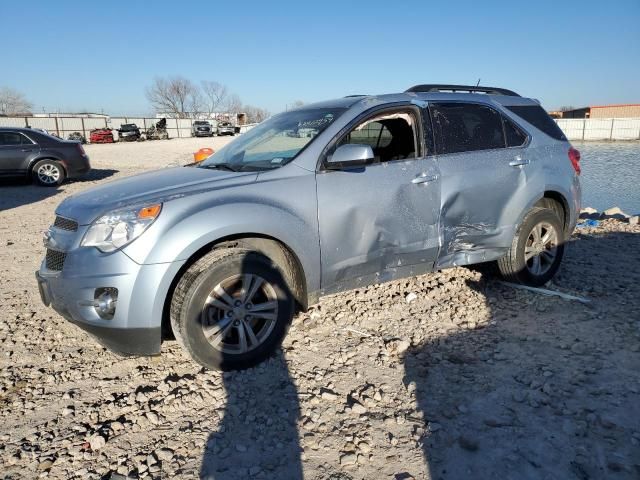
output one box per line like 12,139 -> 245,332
200,274 -> 278,354
524,221 -> 558,276
37,164 -> 61,185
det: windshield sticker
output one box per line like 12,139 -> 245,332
271,157 -> 284,164
298,114 -> 335,129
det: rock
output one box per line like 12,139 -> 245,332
38,458 -> 54,470
571,342 -> 587,355
320,389 -> 338,401
428,422 -> 442,432
146,411 -> 160,424
405,292 -> 418,303
340,453 -> 357,466
579,207 -> 600,220
235,443 -> 247,452
628,215 -> 639,225
351,402 -> 367,414
458,436 -> 479,452
601,207 -> 628,220
155,448 -> 174,461
89,434 -> 106,451
358,441 -> 371,453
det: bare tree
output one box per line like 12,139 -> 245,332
146,76 -> 201,118
559,106 -> 575,112
225,94 -> 243,115
291,100 -> 305,108
201,81 -> 229,116
0,86 -> 33,115
243,105 -> 270,123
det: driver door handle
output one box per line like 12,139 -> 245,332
509,156 -> 530,167
412,173 -> 438,185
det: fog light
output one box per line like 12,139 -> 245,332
94,288 -> 118,320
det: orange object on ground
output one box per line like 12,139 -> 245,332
194,148 -> 214,162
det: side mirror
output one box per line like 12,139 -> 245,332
326,144 -> 374,169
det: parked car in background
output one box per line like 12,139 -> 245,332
0,127 -> 91,186
118,123 -> 141,142
192,120 -> 214,137
216,121 -> 235,136
37,84 -> 580,370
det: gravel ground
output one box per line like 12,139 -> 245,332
1,139 -> 639,479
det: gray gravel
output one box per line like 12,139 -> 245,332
1,145 -> 639,479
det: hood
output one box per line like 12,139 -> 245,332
56,166 -> 258,225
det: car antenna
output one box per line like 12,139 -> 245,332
476,78 -> 481,87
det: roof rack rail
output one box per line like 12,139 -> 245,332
405,84 -> 520,97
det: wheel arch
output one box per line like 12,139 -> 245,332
161,233 -> 310,341
536,191 -> 570,236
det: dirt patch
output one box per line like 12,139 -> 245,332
0,143 -> 639,479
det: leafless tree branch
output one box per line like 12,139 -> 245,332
0,87 -> 33,115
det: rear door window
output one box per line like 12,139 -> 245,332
505,105 -> 567,141
0,132 -> 29,146
503,116 -> 527,147
430,103 -> 505,154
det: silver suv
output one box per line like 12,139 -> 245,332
36,84 -> 581,370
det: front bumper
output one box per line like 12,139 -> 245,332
36,243 -> 185,356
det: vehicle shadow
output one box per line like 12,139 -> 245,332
199,253 -> 303,479
403,230 -> 640,479
68,168 -> 119,183
0,169 -> 118,212
0,179 -> 61,211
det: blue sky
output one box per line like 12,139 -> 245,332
2,0 -> 638,115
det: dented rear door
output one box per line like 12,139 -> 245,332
429,101 -> 528,267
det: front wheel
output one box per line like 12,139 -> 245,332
497,207 -> 565,286
170,248 -> 295,370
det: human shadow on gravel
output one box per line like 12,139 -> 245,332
404,231 -> 640,480
199,354 -> 303,479
199,253 -> 303,479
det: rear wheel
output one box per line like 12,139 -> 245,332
32,159 -> 65,186
497,207 -> 564,286
170,248 -> 295,370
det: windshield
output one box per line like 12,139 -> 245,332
200,107 -> 345,171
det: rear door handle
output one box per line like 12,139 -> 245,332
412,173 -> 438,185
509,156 -> 530,167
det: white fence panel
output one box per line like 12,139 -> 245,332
0,117 -> 26,127
59,118 -> 84,131
610,118 -> 640,140
556,118 -> 640,141
584,119 -> 612,140
556,119 -> 584,140
25,117 -> 57,130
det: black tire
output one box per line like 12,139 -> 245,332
32,159 -> 65,186
170,248 -> 295,370
497,207 -> 565,286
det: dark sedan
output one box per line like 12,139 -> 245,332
0,127 -> 91,186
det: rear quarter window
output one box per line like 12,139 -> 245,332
506,105 -> 567,141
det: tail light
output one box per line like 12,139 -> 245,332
568,147 -> 581,175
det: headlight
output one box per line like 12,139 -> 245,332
81,203 -> 162,253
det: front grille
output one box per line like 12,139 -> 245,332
46,249 -> 66,271
53,216 -> 78,232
